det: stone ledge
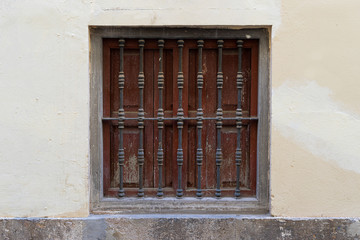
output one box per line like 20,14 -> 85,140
1,215 -> 360,239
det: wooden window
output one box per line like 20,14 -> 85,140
90,27 -> 270,213
102,38 -> 258,198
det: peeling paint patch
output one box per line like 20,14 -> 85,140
273,80 -> 360,173
126,155 -> 138,183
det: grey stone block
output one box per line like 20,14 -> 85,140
1,216 -> 359,240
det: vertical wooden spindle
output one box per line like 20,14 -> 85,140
118,39 -> 125,198
215,40 -> 224,198
196,40 -> 204,198
157,39 -> 165,197
176,40 -> 184,198
137,39 -> 145,197
235,40 -> 243,198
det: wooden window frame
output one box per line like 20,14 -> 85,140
90,27 -> 270,214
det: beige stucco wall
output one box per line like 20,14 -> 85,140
0,0 -> 359,217
271,1 -> 360,217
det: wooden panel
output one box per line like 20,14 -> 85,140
105,40 -> 157,193
184,40 -> 258,196
186,47 -> 197,189
103,38 -> 258,197
103,40 -> 112,196
202,47 -> 218,190
154,48 -> 175,189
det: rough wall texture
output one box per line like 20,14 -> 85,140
1,216 -> 360,240
0,0 -> 359,218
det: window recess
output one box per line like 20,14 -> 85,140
90,28 -> 270,214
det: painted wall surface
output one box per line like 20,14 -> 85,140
0,0 -> 359,217
271,1 -> 360,217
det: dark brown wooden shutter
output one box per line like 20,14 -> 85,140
102,38 -> 258,198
